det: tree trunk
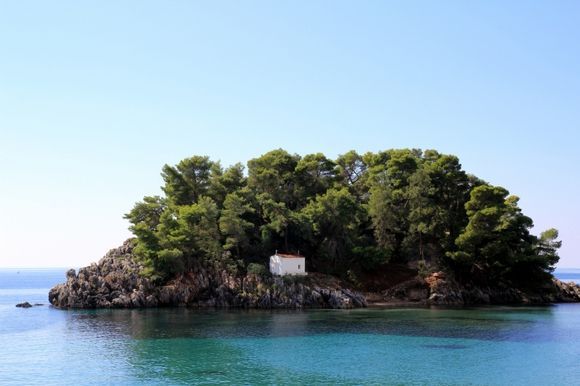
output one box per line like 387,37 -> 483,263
419,232 -> 424,261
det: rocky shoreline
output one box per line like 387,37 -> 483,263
48,240 -> 580,310
49,240 -> 367,309
382,271 -> 580,306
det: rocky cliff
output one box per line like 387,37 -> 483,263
49,240 -> 367,309
49,240 -> 580,310
383,271 -> 580,306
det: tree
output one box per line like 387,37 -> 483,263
248,150 -> 305,253
506,227 -> 562,287
336,150 -> 366,184
366,150 -> 420,262
257,192 -> 294,251
294,152 -> 337,203
448,185 -> 538,284
247,149 -> 300,207
124,148 -> 561,289
161,156 -> 214,205
124,196 -> 167,232
302,187 -> 365,272
406,167 -> 441,262
140,205 -> 185,280
219,191 -> 255,258
209,163 -> 246,207
422,152 -> 470,251
386,149 -> 419,189
535,228 -> 561,270
368,181 -> 399,259
177,196 -> 222,264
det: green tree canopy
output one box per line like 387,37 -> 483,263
125,148 -> 561,288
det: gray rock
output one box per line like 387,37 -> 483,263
48,239 -> 367,310
422,272 -> 580,306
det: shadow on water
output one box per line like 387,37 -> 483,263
62,305 -> 569,344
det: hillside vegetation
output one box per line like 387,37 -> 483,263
125,148 -> 561,290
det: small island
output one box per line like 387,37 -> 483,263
49,148 -> 580,309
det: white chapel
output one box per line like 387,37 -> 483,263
269,252 -> 306,276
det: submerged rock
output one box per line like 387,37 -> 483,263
49,239 -> 367,310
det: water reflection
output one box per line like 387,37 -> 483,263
63,306 -> 564,344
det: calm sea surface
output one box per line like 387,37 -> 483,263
1,268 -> 580,385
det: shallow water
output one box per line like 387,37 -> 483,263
1,269 -> 580,385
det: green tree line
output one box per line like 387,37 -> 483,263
125,149 -> 560,288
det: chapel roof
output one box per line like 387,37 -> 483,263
275,252 -> 305,259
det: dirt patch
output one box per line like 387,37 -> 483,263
356,264 -> 418,292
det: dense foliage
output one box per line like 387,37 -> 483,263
125,149 -> 561,287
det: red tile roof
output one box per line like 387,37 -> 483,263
275,253 -> 305,259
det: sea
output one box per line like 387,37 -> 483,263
1,268 -> 580,385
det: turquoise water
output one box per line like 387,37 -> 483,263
2,269 -> 580,385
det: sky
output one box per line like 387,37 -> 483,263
0,1 -> 579,268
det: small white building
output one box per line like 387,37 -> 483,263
269,252 -> 306,276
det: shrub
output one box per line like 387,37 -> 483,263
247,263 -> 268,277
417,260 -> 432,279
347,269 -> 361,288
282,274 -> 306,285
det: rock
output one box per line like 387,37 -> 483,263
145,295 -> 158,307
384,278 -> 429,303
551,278 -> 580,302
48,239 -> 367,310
378,271 -> 580,306
422,272 -> 580,306
16,302 -> 33,308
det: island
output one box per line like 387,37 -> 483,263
49,148 -> 580,309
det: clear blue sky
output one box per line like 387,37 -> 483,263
1,1 -> 579,268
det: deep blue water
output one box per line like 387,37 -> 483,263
554,269 -> 580,284
1,268 -> 580,385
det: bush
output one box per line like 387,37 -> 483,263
247,263 -> 269,277
282,274 -> 307,285
346,269 -> 361,288
352,246 -> 391,271
417,260 -> 432,279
